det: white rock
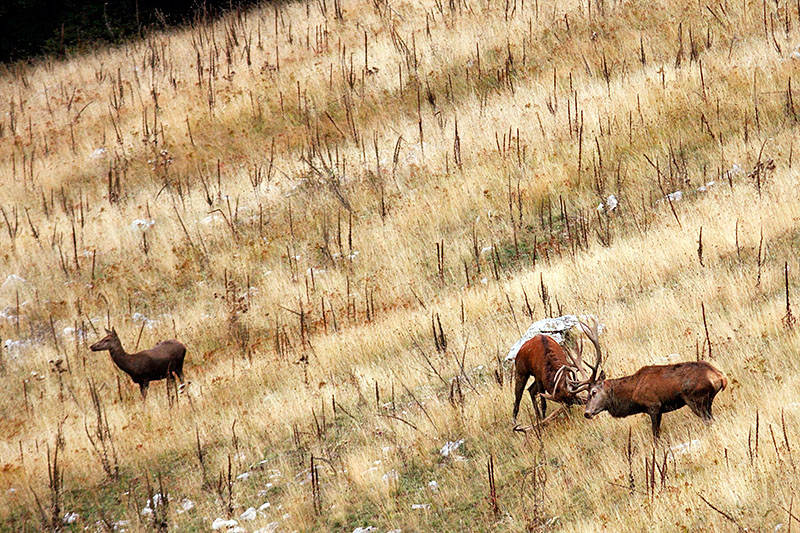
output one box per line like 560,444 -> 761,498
89,147 -> 107,159
353,527 -> 376,533
228,527 -> 246,533
670,439 -> 702,456
654,353 -> 682,364
411,503 -> 431,510
240,507 -> 257,521
132,312 -> 156,328
140,493 -> 167,515
2,274 -> 26,288
201,214 -> 223,225
178,499 -> 194,513
505,315 -> 602,362
211,518 -> 238,530
3,338 -> 32,354
665,191 -> 683,202
428,480 -> 439,492
130,219 -> 155,232
236,472 -> 251,481
605,194 -> 618,211
440,440 -> 464,457
258,502 -> 271,511
63,512 -> 79,524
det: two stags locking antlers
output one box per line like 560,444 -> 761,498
512,319 -> 727,439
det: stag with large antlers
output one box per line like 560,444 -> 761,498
511,319 -> 603,427
90,328 -> 187,400
578,329 -> 728,439
583,361 -> 727,439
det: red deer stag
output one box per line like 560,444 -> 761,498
90,328 -> 187,400
581,354 -> 727,439
512,320 -> 602,428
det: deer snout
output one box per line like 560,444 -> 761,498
584,412 -> 593,419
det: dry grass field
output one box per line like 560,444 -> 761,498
2,0 -> 800,530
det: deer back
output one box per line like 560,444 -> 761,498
610,362 -> 725,409
516,335 -> 571,394
128,340 -> 186,381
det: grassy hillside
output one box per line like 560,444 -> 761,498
2,0 -> 800,530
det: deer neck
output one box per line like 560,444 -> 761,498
604,379 -> 642,417
108,341 -> 134,374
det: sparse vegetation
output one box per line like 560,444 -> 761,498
2,0 -> 800,530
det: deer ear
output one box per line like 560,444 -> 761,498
105,328 -> 112,334
111,327 -> 117,335
599,370 -> 606,381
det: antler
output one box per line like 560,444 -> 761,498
539,364 -> 572,401
565,318 -> 603,393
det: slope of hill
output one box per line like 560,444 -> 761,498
2,0 -> 800,530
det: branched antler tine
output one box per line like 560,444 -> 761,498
545,364 -> 578,399
565,319 -> 603,393
564,336 -> 588,379
579,318 -> 603,382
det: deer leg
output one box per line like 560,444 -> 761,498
649,411 -> 662,440
139,381 -> 149,400
529,381 -> 546,419
166,375 -> 175,407
512,372 -> 529,423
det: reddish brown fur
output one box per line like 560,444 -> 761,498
512,335 -> 584,422
584,361 -> 727,438
90,328 -> 186,400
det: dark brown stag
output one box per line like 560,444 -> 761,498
90,328 -> 187,400
512,320 -> 602,427
582,359 -> 727,439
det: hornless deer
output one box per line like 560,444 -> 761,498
512,320 -> 602,427
90,328 -> 187,400
578,337 -> 728,439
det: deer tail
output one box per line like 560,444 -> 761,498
713,372 -> 728,393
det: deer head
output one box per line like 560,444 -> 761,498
90,328 -> 120,351
583,379 -> 610,418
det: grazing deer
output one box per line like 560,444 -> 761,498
90,328 -> 186,400
581,357 -> 727,439
512,320 -> 602,427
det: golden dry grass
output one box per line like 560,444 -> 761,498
2,0 -> 800,530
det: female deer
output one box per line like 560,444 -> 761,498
90,328 -> 186,400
